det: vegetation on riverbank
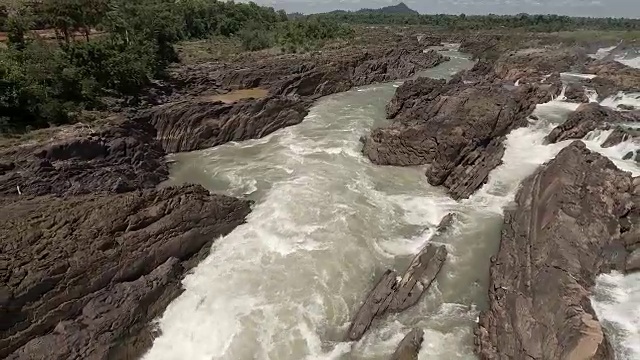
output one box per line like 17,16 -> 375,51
312,11 -> 640,32
0,0 -> 349,132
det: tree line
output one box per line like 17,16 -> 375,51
312,12 -> 640,32
0,0 -> 349,133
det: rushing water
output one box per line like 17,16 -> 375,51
144,50 -> 640,360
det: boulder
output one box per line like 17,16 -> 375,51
475,141 -> 639,360
601,126 -> 640,148
546,103 -> 634,144
564,83 -> 589,103
390,329 -> 424,360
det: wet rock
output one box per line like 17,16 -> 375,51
623,151 -> 635,160
364,81 -> 541,199
0,185 -> 252,359
0,120 -> 168,197
627,249 -> 640,272
346,215 -> 454,341
390,329 -> 424,360
618,104 -> 635,111
546,103 -> 634,144
475,141 -> 638,360
565,83 -> 589,103
586,60 -> 640,100
602,126 -> 640,148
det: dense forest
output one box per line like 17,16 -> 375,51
312,11 -> 640,32
0,0 -> 349,132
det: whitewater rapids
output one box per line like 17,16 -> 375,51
144,51 -> 639,359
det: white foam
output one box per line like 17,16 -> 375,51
560,72 -> 597,80
600,92 -> 640,110
592,272 -> 640,360
617,56 -> 640,69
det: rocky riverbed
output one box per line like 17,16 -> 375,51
1,29 -> 640,359
0,30 -> 449,359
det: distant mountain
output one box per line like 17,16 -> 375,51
355,2 -> 419,15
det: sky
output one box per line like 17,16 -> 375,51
246,0 -> 640,18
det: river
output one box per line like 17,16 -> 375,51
143,49 -> 639,360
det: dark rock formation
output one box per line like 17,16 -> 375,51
364,81 -> 542,199
546,103 -> 637,144
346,215 -> 453,341
385,77 -> 446,119
390,329 -> 424,360
172,43 -> 448,99
493,47 -> 589,83
586,60 -> 640,100
565,83 -> 589,103
137,96 -> 310,153
602,126 -> 640,148
0,120 -> 168,197
475,141 -> 639,360
0,185 -> 252,359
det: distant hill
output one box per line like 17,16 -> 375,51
323,2 -> 419,16
355,2 -> 419,15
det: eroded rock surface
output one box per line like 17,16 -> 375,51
364,81 -> 541,199
346,215 -> 453,341
0,120 -> 168,197
475,141 -> 639,360
390,329 -> 424,360
137,96 -> 309,153
586,60 -> 640,100
546,103 -> 638,144
0,185 -> 252,359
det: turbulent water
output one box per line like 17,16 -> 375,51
144,50 -> 640,360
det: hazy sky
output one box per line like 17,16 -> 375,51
248,0 -> 640,18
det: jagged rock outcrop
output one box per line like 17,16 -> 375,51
151,42 -> 448,153
602,126 -> 640,148
137,96 -> 310,153
390,329 -> 424,360
364,81 -> 542,199
493,47 -> 589,83
475,141 -> 639,360
385,77 -> 446,119
172,42 -> 448,98
546,103 -> 637,144
586,60 -> 640,100
0,185 -> 252,359
346,215 -> 453,341
564,83 -> 590,103
0,120 -> 168,197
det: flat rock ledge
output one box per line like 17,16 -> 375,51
475,141 -> 640,360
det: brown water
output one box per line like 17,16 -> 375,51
144,50 -> 640,360
202,88 -> 270,103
